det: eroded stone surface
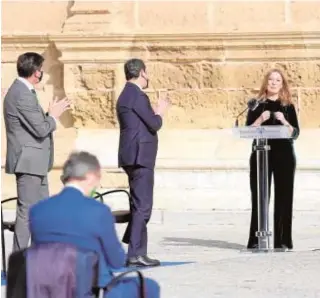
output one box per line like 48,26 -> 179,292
275,62 -> 320,87
299,89 -> 320,128
155,89 -> 251,128
70,91 -> 116,128
147,62 -> 202,89
64,64 -> 115,91
202,62 -> 274,88
63,61 -> 320,129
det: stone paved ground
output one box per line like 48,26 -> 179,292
2,211 -> 320,297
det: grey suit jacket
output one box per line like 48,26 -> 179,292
3,79 -> 56,176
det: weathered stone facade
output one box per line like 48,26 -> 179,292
1,1 -> 320,200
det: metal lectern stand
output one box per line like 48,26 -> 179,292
233,125 -> 292,252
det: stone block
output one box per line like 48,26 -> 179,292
144,91 -> 158,107
290,1 -> 320,28
164,89 -> 253,128
69,91 -> 116,128
146,62 -> 202,89
64,64 -> 115,91
295,129 -> 320,161
201,62 -> 320,89
211,1 -> 286,32
100,169 -> 127,189
1,171 -> 17,201
53,128 -> 78,168
202,62 -> 274,88
2,1 -> 68,34
75,129 -> 119,167
274,62 -> 320,87
299,89 -> 320,128
1,167 -> 127,202
147,45 -> 225,62
137,1 -> 210,32
225,47 -> 320,63
1,63 -> 17,89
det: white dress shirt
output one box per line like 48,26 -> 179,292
18,77 -> 57,124
64,183 -> 85,195
18,77 -> 34,91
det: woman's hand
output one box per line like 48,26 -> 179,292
274,112 -> 287,125
260,111 -> 271,122
274,111 -> 295,135
252,110 -> 270,126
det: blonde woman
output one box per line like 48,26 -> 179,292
246,69 -> 300,250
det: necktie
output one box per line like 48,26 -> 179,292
31,89 -> 38,101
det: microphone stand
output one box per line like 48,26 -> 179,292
235,99 -> 260,127
234,107 -> 249,127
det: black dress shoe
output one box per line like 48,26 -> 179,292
126,256 -> 160,267
274,244 -> 292,251
247,244 -> 259,249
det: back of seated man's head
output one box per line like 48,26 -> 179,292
60,151 -> 101,197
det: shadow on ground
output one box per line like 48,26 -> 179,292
162,237 -> 246,250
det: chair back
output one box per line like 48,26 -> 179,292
26,243 -> 78,298
6,243 -> 98,298
7,243 -> 146,298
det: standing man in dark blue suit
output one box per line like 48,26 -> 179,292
117,59 -> 169,267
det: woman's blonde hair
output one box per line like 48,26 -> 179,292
257,68 -> 293,105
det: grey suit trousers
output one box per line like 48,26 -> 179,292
13,174 -> 49,252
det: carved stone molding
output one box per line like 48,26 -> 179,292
2,31 -> 320,63
2,31 -> 319,129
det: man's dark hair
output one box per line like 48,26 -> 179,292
16,52 -> 44,78
124,58 -> 146,80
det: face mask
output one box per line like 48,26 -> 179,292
142,74 -> 149,89
89,187 -> 97,198
36,70 -> 43,82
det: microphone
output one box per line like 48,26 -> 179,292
248,98 -> 260,111
234,98 -> 260,127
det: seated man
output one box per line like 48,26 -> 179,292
29,151 -> 160,298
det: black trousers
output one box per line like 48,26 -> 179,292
122,165 -> 154,258
247,141 -> 296,249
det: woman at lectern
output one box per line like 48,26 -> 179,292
246,68 -> 300,250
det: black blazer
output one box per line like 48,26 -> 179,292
116,82 -> 162,169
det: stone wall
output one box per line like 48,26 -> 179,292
2,1 -> 320,130
1,1 -> 320,200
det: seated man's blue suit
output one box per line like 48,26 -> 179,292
29,186 -> 160,298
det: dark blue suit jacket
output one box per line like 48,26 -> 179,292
116,82 -> 162,169
29,187 -> 126,287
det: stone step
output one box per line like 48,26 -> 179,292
75,128 -> 320,169
2,168 -> 320,211
2,128 -> 319,211
98,169 -> 320,211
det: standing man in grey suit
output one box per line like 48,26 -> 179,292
3,52 -> 71,251
117,59 -> 169,267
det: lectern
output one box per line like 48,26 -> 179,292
233,125 -> 292,251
